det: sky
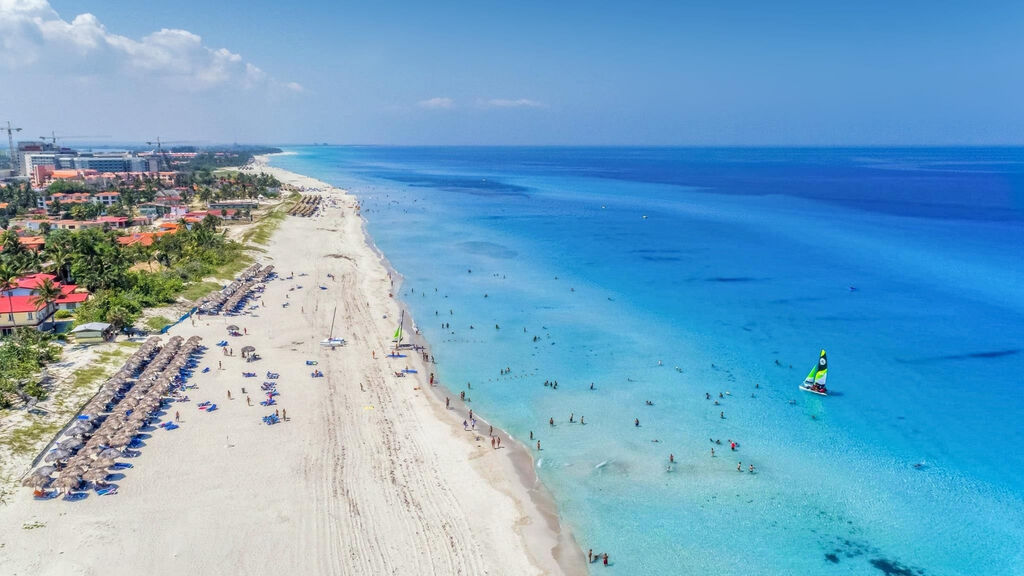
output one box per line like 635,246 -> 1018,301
1,0 -> 1022,146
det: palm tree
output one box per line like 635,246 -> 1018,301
31,277 -> 62,329
44,243 -> 72,283
0,264 -> 20,335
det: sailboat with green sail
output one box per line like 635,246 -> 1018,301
800,349 -> 829,396
392,309 -> 404,349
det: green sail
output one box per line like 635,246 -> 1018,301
804,349 -> 828,386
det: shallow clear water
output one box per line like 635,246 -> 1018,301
271,147 -> 1024,576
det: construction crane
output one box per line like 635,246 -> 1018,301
146,137 -> 187,171
39,131 -> 111,146
3,120 -> 22,175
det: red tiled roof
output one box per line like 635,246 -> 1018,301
0,295 -> 48,313
56,292 -> 89,304
11,273 -> 57,290
117,233 -> 155,246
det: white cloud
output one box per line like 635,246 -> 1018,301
0,0 -> 298,92
483,98 -> 545,109
418,97 -> 455,110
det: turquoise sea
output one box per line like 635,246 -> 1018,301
270,147 -> 1024,576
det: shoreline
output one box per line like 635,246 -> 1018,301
0,155 -> 584,575
252,153 -> 586,574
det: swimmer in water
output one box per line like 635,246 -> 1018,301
550,417 -> 555,426
635,418 -> 640,427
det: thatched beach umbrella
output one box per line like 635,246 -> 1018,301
67,421 -> 94,435
97,448 -> 122,460
57,437 -> 84,450
82,468 -> 111,483
32,465 -> 57,477
44,448 -> 72,463
108,435 -> 133,449
78,445 -> 103,459
22,474 -> 51,488
58,466 -> 85,481
226,325 -> 239,331
91,457 -> 117,469
53,476 -> 81,492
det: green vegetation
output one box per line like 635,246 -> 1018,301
0,329 -> 61,408
182,170 -> 282,203
176,146 -> 282,171
144,315 -> 172,332
180,280 -> 222,301
1,418 -> 61,455
242,206 -> 287,246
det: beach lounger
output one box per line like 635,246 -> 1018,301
33,491 -> 58,501
202,367 -> 210,373
111,462 -> 133,470
96,487 -> 118,496
63,492 -> 88,502
306,360 -> 318,365
207,404 -> 218,412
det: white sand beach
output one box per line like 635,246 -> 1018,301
0,160 -> 583,575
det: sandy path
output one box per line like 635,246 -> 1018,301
0,166 -> 583,576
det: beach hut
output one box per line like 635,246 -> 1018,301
70,322 -> 114,345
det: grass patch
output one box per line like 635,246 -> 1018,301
0,418 -> 61,456
214,253 -> 255,280
241,206 -> 288,246
180,281 -> 223,301
69,349 -> 128,393
144,316 -> 173,332
118,340 -> 142,348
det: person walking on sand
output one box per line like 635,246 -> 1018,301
469,409 -> 473,420
489,425 -> 493,436
227,390 -> 232,400
491,437 -> 496,449
218,361 -> 222,370
282,409 -> 287,421
446,397 -> 450,409
496,436 -> 501,448
247,396 -> 251,406
372,350 -> 376,359
175,411 -> 180,422
276,409 -> 280,418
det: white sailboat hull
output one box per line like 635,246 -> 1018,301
799,383 -> 827,396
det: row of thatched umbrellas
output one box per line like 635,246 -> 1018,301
23,335 -> 204,495
197,263 -> 265,314
219,265 -> 275,315
288,195 -> 322,217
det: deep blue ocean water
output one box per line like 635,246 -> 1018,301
270,147 -> 1024,576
